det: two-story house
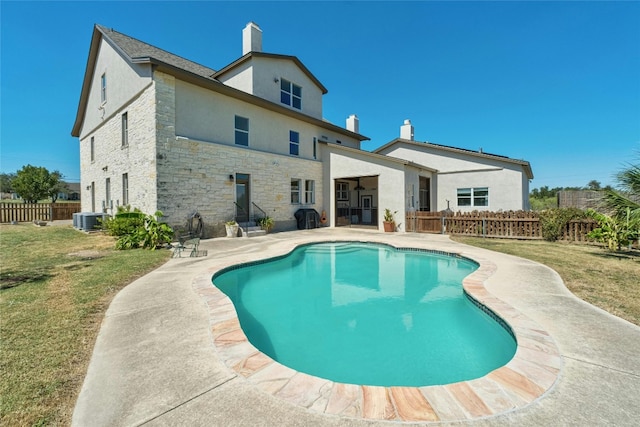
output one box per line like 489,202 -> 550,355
71,23 -> 532,236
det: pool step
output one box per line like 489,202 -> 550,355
303,243 -> 371,254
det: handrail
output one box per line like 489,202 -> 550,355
252,202 -> 267,220
233,202 -> 250,231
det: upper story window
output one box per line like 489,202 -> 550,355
457,187 -> 489,207
121,112 -> 128,147
101,73 -> 107,103
90,136 -> 95,162
280,78 -> 301,110
235,115 -> 249,146
289,130 -> 299,156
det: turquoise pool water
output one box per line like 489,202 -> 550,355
213,242 -> 516,387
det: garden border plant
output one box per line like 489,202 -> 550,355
538,207 -> 587,241
101,206 -> 174,250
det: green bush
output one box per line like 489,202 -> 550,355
101,206 -> 145,236
530,196 -> 558,211
539,208 -> 586,241
257,216 -> 274,232
138,211 -> 174,250
587,208 -> 639,251
103,207 -> 174,250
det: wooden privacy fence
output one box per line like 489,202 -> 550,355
0,203 -> 82,223
406,211 -> 597,242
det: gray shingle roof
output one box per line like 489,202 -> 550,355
96,24 -> 216,78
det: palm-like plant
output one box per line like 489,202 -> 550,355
603,159 -> 640,222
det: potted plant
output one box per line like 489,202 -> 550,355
225,220 -> 239,238
258,216 -> 275,233
383,209 -> 396,232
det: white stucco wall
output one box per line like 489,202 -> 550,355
218,56 -> 323,119
323,145 -> 408,231
174,80 -> 358,160
215,60 -> 253,94
436,169 -> 525,212
379,143 -> 529,211
79,38 -> 152,139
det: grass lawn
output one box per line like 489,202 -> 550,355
451,236 -> 640,326
0,223 -> 170,426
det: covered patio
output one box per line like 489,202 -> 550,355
334,175 -> 378,228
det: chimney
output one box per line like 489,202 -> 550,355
400,119 -> 414,141
242,22 -> 262,55
346,114 -> 359,133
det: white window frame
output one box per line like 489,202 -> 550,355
122,173 -> 129,206
100,73 -> 107,103
235,115 -> 249,146
289,130 -> 299,156
105,178 -> 111,208
291,178 -> 301,204
121,112 -> 128,147
280,78 -> 302,110
313,137 -> 317,160
305,180 -> 315,204
457,187 -> 489,207
336,182 -> 349,201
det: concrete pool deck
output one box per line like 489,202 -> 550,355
72,229 -> 640,426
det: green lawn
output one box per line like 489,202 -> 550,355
2,226 -> 638,425
0,224 -> 170,426
451,236 -> 640,326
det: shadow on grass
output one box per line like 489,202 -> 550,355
0,270 -> 53,290
591,249 -> 640,261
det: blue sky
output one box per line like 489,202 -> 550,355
1,1 -> 638,189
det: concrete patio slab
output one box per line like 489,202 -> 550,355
72,229 -> 640,426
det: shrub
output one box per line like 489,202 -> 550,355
587,208 -> 639,251
257,216 -> 274,232
383,209 -> 396,222
138,211 -> 174,250
101,206 -> 145,236
539,208 -> 586,241
103,207 -> 173,250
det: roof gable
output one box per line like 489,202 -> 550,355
72,24 -> 218,137
375,138 -> 533,179
72,25 -> 368,142
95,25 -> 216,78
213,52 -> 328,94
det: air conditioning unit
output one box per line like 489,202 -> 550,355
74,212 -> 108,231
82,213 -> 108,231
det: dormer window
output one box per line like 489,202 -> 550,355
280,78 -> 301,110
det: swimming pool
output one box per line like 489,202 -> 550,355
213,242 -> 516,387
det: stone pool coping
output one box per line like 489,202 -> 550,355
192,237 -> 563,423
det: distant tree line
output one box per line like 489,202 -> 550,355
530,180 -> 613,200
529,180 -> 614,211
0,165 -> 68,203
529,163 -> 639,251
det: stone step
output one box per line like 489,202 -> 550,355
241,226 -> 266,238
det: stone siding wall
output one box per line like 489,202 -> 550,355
79,83 -> 158,215
154,72 -> 323,237
157,136 -> 323,237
